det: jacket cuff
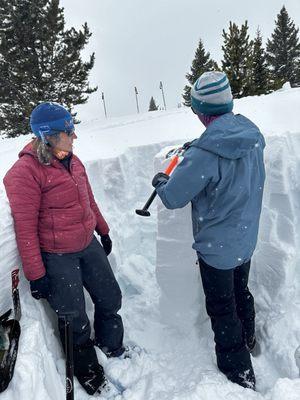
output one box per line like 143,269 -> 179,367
95,224 -> 110,236
25,266 -> 46,281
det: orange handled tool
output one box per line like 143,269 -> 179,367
164,155 -> 179,175
135,155 -> 179,217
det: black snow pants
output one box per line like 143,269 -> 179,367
198,256 -> 256,389
41,235 -> 124,390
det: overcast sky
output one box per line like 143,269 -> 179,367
60,0 -> 300,121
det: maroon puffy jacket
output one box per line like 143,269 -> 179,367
3,141 -> 109,281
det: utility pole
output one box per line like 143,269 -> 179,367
134,86 -> 140,113
159,81 -> 167,110
101,92 -> 107,118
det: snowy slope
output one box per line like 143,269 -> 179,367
1,87 -> 300,399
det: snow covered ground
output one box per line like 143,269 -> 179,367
1,86 -> 300,399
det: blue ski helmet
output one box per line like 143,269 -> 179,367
30,102 -> 75,143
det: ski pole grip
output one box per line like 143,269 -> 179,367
11,269 -> 19,290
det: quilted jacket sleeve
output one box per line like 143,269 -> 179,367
84,171 -> 110,236
3,160 -> 45,281
155,146 -> 218,209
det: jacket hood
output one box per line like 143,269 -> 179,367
18,141 -> 73,167
192,113 -> 266,160
18,141 -> 39,160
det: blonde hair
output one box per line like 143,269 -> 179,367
32,133 -> 61,165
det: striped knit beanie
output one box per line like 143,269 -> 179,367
191,71 -> 233,116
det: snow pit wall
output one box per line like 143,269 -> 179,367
1,134 -> 300,346
1,132 -> 300,398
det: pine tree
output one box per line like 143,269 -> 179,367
250,29 -> 270,95
221,21 -> 253,98
295,61 -> 300,86
0,0 -> 97,137
266,6 -> 300,89
148,97 -> 158,111
182,86 -> 192,107
182,39 -> 218,106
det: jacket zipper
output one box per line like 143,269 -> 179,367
56,158 -> 88,249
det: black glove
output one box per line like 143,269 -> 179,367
152,172 -> 170,188
101,234 -> 112,256
30,275 -> 50,300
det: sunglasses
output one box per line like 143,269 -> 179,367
42,129 -> 75,137
39,128 -> 75,145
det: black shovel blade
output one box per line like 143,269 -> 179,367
135,209 -> 151,217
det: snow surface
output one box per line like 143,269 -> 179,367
1,86 -> 300,399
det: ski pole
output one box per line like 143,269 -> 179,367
135,155 -> 179,217
61,312 -> 75,400
11,269 -> 21,321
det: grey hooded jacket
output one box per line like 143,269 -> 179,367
155,113 -> 266,269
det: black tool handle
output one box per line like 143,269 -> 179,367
141,189 -> 157,211
61,313 -> 75,400
135,189 -> 157,217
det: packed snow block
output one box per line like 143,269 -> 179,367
154,148 -> 206,330
83,143 -> 174,317
250,135 -> 299,311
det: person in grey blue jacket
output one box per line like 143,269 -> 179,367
152,71 -> 265,390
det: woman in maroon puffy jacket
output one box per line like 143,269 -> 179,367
3,102 -> 124,395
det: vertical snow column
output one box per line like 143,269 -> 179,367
252,135 -> 298,308
83,144 -> 166,347
251,134 -> 300,378
84,144 -> 163,292
154,148 -> 206,330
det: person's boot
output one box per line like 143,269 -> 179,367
217,346 -> 256,390
76,363 -> 107,395
105,345 -> 126,358
73,340 -> 107,395
226,365 -> 256,390
98,343 -> 142,359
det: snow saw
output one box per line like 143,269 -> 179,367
0,269 -> 21,393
